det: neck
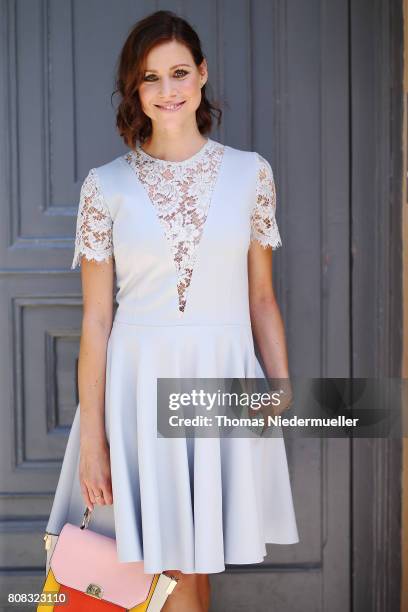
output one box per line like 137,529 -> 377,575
140,126 -> 209,162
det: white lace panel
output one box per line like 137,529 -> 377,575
124,141 -> 225,313
71,168 -> 114,269
250,153 -> 282,249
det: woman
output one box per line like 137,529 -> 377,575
45,10 -> 299,611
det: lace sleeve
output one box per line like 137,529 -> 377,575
250,153 -> 282,249
71,168 -> 114,269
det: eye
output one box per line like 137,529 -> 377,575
143,69 -> 189,82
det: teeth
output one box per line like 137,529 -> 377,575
158,102 -> 183,110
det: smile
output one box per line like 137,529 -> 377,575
155,101 -> 186,112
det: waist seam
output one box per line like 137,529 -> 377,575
113,319 -> 252,328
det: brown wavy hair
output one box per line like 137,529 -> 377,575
113,10 -> 222,148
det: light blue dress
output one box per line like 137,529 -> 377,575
45,138 -> 299,574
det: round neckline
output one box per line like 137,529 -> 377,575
135,138 -> 212,165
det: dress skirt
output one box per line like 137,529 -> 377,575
45,319 -> 299,574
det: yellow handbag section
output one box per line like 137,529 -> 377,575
37,568 -> 160,611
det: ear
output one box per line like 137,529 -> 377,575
199,58 -> 208,85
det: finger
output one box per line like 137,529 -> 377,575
92,489 -> 105,505
102,478 -> 114,505
81,484 -> 94,512
101,483 -> 113,506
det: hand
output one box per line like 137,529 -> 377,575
269,378 -> 293,417
79,437 -> 113,511
248,378 -> 294,436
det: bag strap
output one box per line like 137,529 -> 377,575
80,507 -> 92,530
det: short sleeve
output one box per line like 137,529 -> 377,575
250,153 -> 282,249
71,168 -> 114,269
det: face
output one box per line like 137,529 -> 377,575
138,39 -> 208,130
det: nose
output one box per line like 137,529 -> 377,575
158,77 -> 177,98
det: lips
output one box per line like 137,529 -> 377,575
155,101 -> 186,111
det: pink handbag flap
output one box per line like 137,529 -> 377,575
51,523 -> 155,608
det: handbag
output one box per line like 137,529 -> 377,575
37,507 -> 179,611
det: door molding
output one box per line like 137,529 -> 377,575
351,0 -> 403,610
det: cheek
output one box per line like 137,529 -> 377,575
181,77 -> 202,100
138,86 -> 154,107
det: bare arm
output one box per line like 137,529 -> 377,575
248,241 -> 289,377
248,241 -> 292,413
78,256 -> 114,510
78,257 -> 114,441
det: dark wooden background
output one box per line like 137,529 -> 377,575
0,1 -> 403,610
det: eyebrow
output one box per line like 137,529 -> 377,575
144,64 -> 192,73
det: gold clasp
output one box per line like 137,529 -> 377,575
86,583 -> 103,598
